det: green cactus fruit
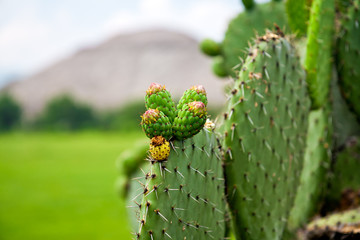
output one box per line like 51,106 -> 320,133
220,1 -> 289,77
337,0 -> 360,120
327,137 -> 360,205
173,101 -> 207,140
304,0 -> 335,109
145,83 -> 176,123
177,85 -> 208,111
222,32 -> 310,240
288,108 -> 332,230
141,109 -> 172,140
199,39 -> 221,57
212,56 -> 228,78
286,0 -> 311,36
306,207 -> 360,239
134,129 -> 226,240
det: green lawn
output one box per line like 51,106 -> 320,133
0,131 -> 143,240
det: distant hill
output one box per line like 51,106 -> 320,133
3,30 -> 228,118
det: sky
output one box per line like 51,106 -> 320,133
0,0 -> 269,86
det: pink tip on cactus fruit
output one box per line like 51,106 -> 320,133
146,82 -> 165,95
188,101 -> 206,117
190,85 -> 206,95
141,109 -> 160,124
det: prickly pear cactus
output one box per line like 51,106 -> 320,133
337,0 -> 360,120
285,0 -> 311,36
134,129 -> 226,240
327,137 -> 360,205
304,0 -> 335,109
306,207 -> 360,239
201,1 -> 289,78
288,108 -> 332,230
222,32 -> 310,239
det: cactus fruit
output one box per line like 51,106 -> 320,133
177,85 -> 208,111
306,207 -> 360,239
304,0 -> 335,109
134,129 -> 226,240
288,108 -> 332,230
145,83 -> 176,123
173,101 -> 207,140
337,0 -> 360,120
149,136 -> 170,161
222,32 -> 310,239
141,109 -> 172,140
201,1 -> 289,78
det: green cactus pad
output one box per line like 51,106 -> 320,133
134,129 -> 226,240
141,109 -> 172,140
199,39 -> 221,57
337,0 -> 360,120
306,207 -> 360,239
288,108 -> 332,230
177,85 -> 208,111
327,137 -> 360,205
285,0 -> 311,37
221,1 -> 289,77
223,32 -> 310,240
304,0 -> 335,109
173,102 -> 207,140
145,83 -> 176,123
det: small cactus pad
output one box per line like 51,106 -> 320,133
223,32 -> 310,239
134,129 -> 226,240
306,207 -> 360,239
305,0 -> 335,109
199,39 -> 221,57
337,0 -> 360,120
149,136 -> 170,161
141,109 -> 172,140
327,137 -> 360,205
145,83 -> 176,123
173,101 -> 207,140
177,85 -> 208,111
288,108 -> 332,230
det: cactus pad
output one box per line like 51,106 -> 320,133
220,1 -> 289,77
306,207 -> 360,239
305,0 -> 335,109
327,137 -> 360,205
145,83 -> 176,123
223,32 -> 310,239
149,136 -> 170,161
288,108 -> 332,230
141,109 -> 172,140
134,129 -> 226,240
173,101 -> 207,140
337,0 -> 360,120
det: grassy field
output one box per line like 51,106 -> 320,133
0,131 -> 143,240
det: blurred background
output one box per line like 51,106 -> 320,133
0,0 -> 255,239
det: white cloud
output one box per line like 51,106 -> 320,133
0,0 -> 240,81
103,0 -> 240,41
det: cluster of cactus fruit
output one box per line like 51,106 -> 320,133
116,0 -> 360,239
